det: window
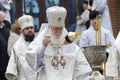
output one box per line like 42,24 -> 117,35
22,0 -> 40,32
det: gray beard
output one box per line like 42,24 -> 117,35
49,30 -> 64,46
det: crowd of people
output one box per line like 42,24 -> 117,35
0,0 -> 120,80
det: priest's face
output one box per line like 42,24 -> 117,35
50,27 -> 63,37
83,3 -> 88,10
22,26 -> 35,42
49,27 -> 63,44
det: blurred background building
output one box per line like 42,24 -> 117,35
11,0 -> 120,37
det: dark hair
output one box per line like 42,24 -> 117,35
89,10 -> 100,20
83,1 -> 88,5
83,0 -> 93,6
3,20 -> 11,29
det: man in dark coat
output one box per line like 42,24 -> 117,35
0,11 -> 11,80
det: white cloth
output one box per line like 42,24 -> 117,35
26,26 -> 92,80
79,25 -> 115,53
106,31 -> 120,80
5,34 -> 37,80
39,23 -> 48,33
46,6 -> 67,27
92,0 -> 113,34
7,32 -> 20,56
26,25 -> 68,71
76,9 -> 90,34
0,0 -> 11,22
44,43 -> 92,80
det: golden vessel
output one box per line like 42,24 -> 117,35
64,32 -> 80,44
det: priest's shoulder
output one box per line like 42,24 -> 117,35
63,43 -> 80,52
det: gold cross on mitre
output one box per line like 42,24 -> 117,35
26,18 -> 30,23
58,17 -> 62,22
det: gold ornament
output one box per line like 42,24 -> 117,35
51,56 -> 59,69
60,56 -> 66,69
64,31 -> 80,44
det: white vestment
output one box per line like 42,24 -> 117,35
79,25 -> 115,53
5,34 -> 37,80
26,26 -> 68,71
76,9 -> 90,34
26,26 -> 92,80
44,43 -> 92,80
106,31 -> 120,80
92,0 -> 113,34
39,23 -> 48,33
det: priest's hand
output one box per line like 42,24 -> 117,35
43,36 -> 51,47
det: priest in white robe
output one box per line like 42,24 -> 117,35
106,32 -> 120,80
5,15 -> 38,80
92,0 -> 113,34
26,6 -> 92,80
79,10 -> 115,53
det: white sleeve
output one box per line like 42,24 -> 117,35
5,49 -> 18,80
26,41 -> 45,71
79,31 -> 89,47
105,31 -> 115,45
0,1 -> 11,10
80,10 -> 90,23
92,0 -> 107,12
105,30 -> 115,53
26,28 -> 47,71
73,48 -> 92,80
106,44 -> 119,78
